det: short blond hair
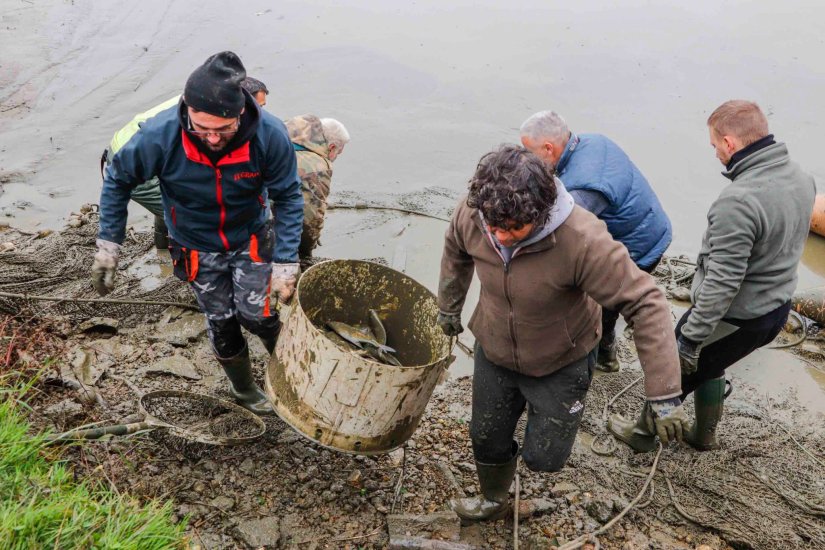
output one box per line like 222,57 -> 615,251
707,100 -> 769,146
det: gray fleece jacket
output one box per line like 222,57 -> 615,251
682,142 -> 815,344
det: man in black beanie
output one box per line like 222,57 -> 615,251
94,51 -> 304,415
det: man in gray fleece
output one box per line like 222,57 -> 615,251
610,99 -> 815,452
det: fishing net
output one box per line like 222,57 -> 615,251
0,212 -> 194,320
140,390 -> 266,445
563,368 -> 825,550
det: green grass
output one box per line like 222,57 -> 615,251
0,390 -> 187,549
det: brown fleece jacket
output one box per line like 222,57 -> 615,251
438,200 -> 681,400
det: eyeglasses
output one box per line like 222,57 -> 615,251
187,117 -> 240,137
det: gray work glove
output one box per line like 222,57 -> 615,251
437,311 -> 463,337
271,262 -> 300,304
677,335 -> 701,375
91,239 -> 120,296
648,397 -> 688,444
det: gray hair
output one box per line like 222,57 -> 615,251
320,118 -> 350,149
519,111 -> 570,144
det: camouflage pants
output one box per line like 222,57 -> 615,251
169,224 -> 279,357
299,181 -> 327,258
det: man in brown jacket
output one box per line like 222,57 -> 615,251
437,145 -> 687,522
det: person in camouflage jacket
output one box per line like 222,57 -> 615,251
284,115 -> 350,258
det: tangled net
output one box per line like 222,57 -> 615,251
569,368 -> 825,550
0,214 -> 194,320
141,390 -> 265,443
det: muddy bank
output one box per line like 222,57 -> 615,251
2,221 -> 822,549
17,306 -> 824,550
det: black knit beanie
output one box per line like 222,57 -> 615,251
183,51 -> 246,118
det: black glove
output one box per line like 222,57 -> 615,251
677,335 -> 700,375
437,311 -> 463,337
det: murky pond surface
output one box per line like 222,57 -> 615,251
2,0 -> 824,408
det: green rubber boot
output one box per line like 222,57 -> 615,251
685,375 -> 725,451
215,344 -> 274,416
608,402 -> 656,453
451,443 -> 518,522
596,338 -> 620,372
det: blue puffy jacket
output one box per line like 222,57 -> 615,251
556,133 -> 671,268
99,93 -> 303,263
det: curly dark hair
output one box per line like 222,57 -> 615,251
466,144 -> 557,228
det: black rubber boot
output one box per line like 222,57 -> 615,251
608,402 -> 656,453
153,215 -> 169,250
259,335 -> 276,356
595,338 -> 620,372
451,442 -> 518,522
685,375 -> 725,451
215,344 -> 274,416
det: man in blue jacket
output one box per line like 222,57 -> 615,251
520,111 -> 672,372
93,51 -> 304,415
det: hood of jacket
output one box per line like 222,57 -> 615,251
285,114 -> 330,160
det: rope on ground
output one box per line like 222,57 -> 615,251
514,470 -> 520,550
768,310 -> 807,349
0,291 -> 199,311
556,443 -> 664,550
328,203 -> 452,223
664,476 -> 702,524
589,375 -> 644,457
390,444 -> 408,513
637,480 -> 656,509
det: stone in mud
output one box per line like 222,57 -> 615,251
550,481 -> 580,497
517,498 -> 557,517
142,354 -> 201,380
45,398 -> 84,419
389,447 -> 406,467
152,310 -> 206,347
277,429 -> 303,444
239,457 -> 255,475
669,286 -> 692,302
278,513 -> 305,548
347,469 -> 362,487
62,346 -> 106,386
387,511 -> 461,541
585,498 -> 614,524
389,537 -> 482,549
210,495 -> 235,511
235,515 -> 281,549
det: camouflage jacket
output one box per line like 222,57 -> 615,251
285,115 -> 333,203
285,115 -> 335,256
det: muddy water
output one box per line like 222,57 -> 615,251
2,0 -> 824,406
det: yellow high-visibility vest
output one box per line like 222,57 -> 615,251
109,95 -> 180,154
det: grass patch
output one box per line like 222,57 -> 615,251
0,388 -> 186,549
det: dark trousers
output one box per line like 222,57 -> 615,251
675,301 -> 791,400
600,256 -> 662,346
470,343 -> 596,472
